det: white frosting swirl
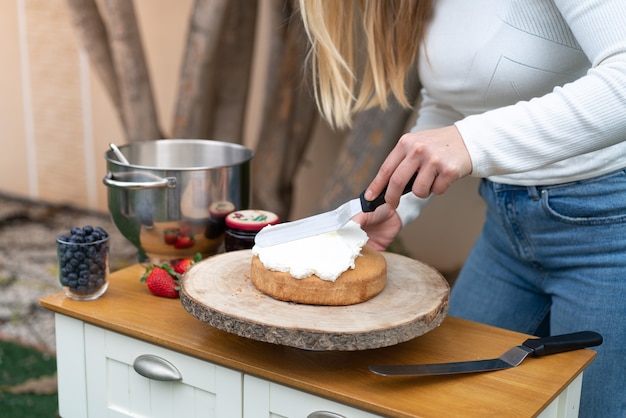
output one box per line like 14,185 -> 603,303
251,220 -> 368,281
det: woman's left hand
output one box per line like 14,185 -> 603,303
352,203 -> 402,251
364,125 -> 472,208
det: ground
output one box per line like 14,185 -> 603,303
0,194 -> 138,353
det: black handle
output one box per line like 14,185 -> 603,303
359,172 -> 418,213
522,331 -> 602,356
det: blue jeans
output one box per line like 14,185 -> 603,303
450,170 -> 626,418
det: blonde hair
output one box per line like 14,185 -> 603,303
298,0 -> 432,128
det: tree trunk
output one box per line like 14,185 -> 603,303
101,0 -> 163,141
207,0 -> 258,143
251,0 -> 317,220
315,71 -> 422,212
66,0 -> 420,225
66,0 -> 123,128
171,0 -> 231,139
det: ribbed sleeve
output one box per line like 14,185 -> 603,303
417,0 -> 626,186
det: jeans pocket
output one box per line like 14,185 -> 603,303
541,170 -> 626,225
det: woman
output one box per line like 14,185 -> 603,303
298,1 -> 626,416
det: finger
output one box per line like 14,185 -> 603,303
352,203 -> 390,226
369,203 -> 395,223
431,168 -> 466,195
428,155 -> 469,195
364,164 -> 398,201
351,212 -> 367,226
412,167 -> 437,198
366,241 -> 386,251
363,145 -> 407,201
430,181 -> 451,196
383,163 -> 421,208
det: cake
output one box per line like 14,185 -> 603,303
250,221 -> 387,305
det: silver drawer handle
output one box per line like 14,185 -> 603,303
133,354 -> 183,381
307,412 -> 346,418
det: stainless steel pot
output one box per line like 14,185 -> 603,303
104,139 -> 253,262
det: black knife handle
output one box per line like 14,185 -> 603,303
359,172 -> 418,213
523,331 -> 603,356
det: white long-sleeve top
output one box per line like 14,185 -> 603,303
397,0 -> 626,226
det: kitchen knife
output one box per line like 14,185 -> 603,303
369,331 -> 602,376
254,173 -> 418,248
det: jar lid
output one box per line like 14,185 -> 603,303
225,210 -> 280,231
209,201 -> 236,218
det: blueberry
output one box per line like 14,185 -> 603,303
95,227 -> 108,238
69,235 -> 84,243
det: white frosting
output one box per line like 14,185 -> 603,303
251,220 -> 368,282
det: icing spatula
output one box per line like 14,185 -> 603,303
369,331 -> 602,376
254,173 -> 417,248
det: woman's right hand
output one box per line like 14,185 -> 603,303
352,204 -> 402,251
364,125 -> 472,208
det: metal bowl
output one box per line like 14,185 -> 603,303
103,139 -> 253,263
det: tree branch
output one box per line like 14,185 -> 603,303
66,0 -> 123,127
251,0 -> 317,219
101,0 -> 163,141
171,0 -> 231,139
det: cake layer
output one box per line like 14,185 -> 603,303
250,246 -> 387,306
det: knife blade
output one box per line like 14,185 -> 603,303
369,331 -> 602,376
254,173 -> 418,248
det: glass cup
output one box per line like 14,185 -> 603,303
56,235 -> 110,301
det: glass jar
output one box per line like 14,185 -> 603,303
224,209 -> 279,251
205,200 -> 236,239
56,230 -> 110,301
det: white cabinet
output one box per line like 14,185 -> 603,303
55,313 -> 583,418
55,315 -> 242,418
54,314 -> 378,418
243,375 -> 379,418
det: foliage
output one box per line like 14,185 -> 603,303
0,340 -> 58,417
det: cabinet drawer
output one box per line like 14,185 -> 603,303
84,324 -> 242,418
243,375 -> 380,418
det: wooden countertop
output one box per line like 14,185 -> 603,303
40,264 -> 596,418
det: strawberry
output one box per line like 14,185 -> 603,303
174,235 -> 194,249
141,264 -> 180,298
163,228 -> 179,245
178,224 -> 191,237
173,253 -> 202,275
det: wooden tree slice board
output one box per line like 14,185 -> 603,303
180,250 -> 450,351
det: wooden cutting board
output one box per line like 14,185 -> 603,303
180,250 -> 450,351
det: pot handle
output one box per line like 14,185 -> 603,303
103,172 -> 177,190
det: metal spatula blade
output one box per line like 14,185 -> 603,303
254,173 -> 418,248
369,331 -> 602,376
253,198 -> 362,248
